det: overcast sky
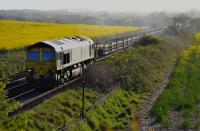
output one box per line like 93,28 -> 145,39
0,0 -> 199,12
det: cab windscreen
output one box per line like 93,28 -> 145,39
43,51 -> 55,61
28,51 -> 40,61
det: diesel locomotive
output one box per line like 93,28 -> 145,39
26,36 -> 95,87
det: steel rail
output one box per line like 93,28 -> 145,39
7,81 -> 28,91
8,89 -> 35,101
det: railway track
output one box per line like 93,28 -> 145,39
6,77 -> 29,100
5,28 -> 165,117
9,77 -> 81,116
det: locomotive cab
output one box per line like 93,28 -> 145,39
26,43 -> 57,88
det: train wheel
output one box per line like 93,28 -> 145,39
56,74 -> 64,86
66,70 -> 72,80
48,76 -> 56,88
60,78 -> 65,85
82,64 -> 87,72
78,66 -> 82,76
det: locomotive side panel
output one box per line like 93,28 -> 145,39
71,47 -> 82,62
81,45 -> 90,59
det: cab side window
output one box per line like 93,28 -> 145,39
63,54 -> 67,64
66,53 -> 70,63
89,45 -> 91,56
63,53 -> 70,64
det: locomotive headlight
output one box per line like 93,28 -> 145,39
28,69 -> 32,72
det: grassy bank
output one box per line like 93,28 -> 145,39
76,88 -> 146,131
152,44 -> 200,129
0,49 -> 26,80
0,82 -> 99,131
0,20 -> 141,49
24,86 -> 99,131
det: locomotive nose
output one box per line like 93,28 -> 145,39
35,65 -> 48,77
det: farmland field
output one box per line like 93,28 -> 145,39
0,20 -> 141,49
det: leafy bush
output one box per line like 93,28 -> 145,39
107,43 -> 176,91
135,35 -> 160,46
163,25 -> 180,36
85,64 -> 117,92
0,82 -> 29,130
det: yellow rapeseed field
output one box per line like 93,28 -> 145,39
180,44 -> 198,63
0,20 -> 141,49
177,44 -> 200,73
179,33 -> 200,62
195,33 -> 200,43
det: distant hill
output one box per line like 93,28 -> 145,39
0,10 -> 171,27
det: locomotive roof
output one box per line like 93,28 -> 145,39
28,36 -> 94,52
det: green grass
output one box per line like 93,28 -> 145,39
23,86 -> 99,130
152,44 -> 200,129
76,88 -> 146,130
11,77 -> 147,130
7,85 -> 146,131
